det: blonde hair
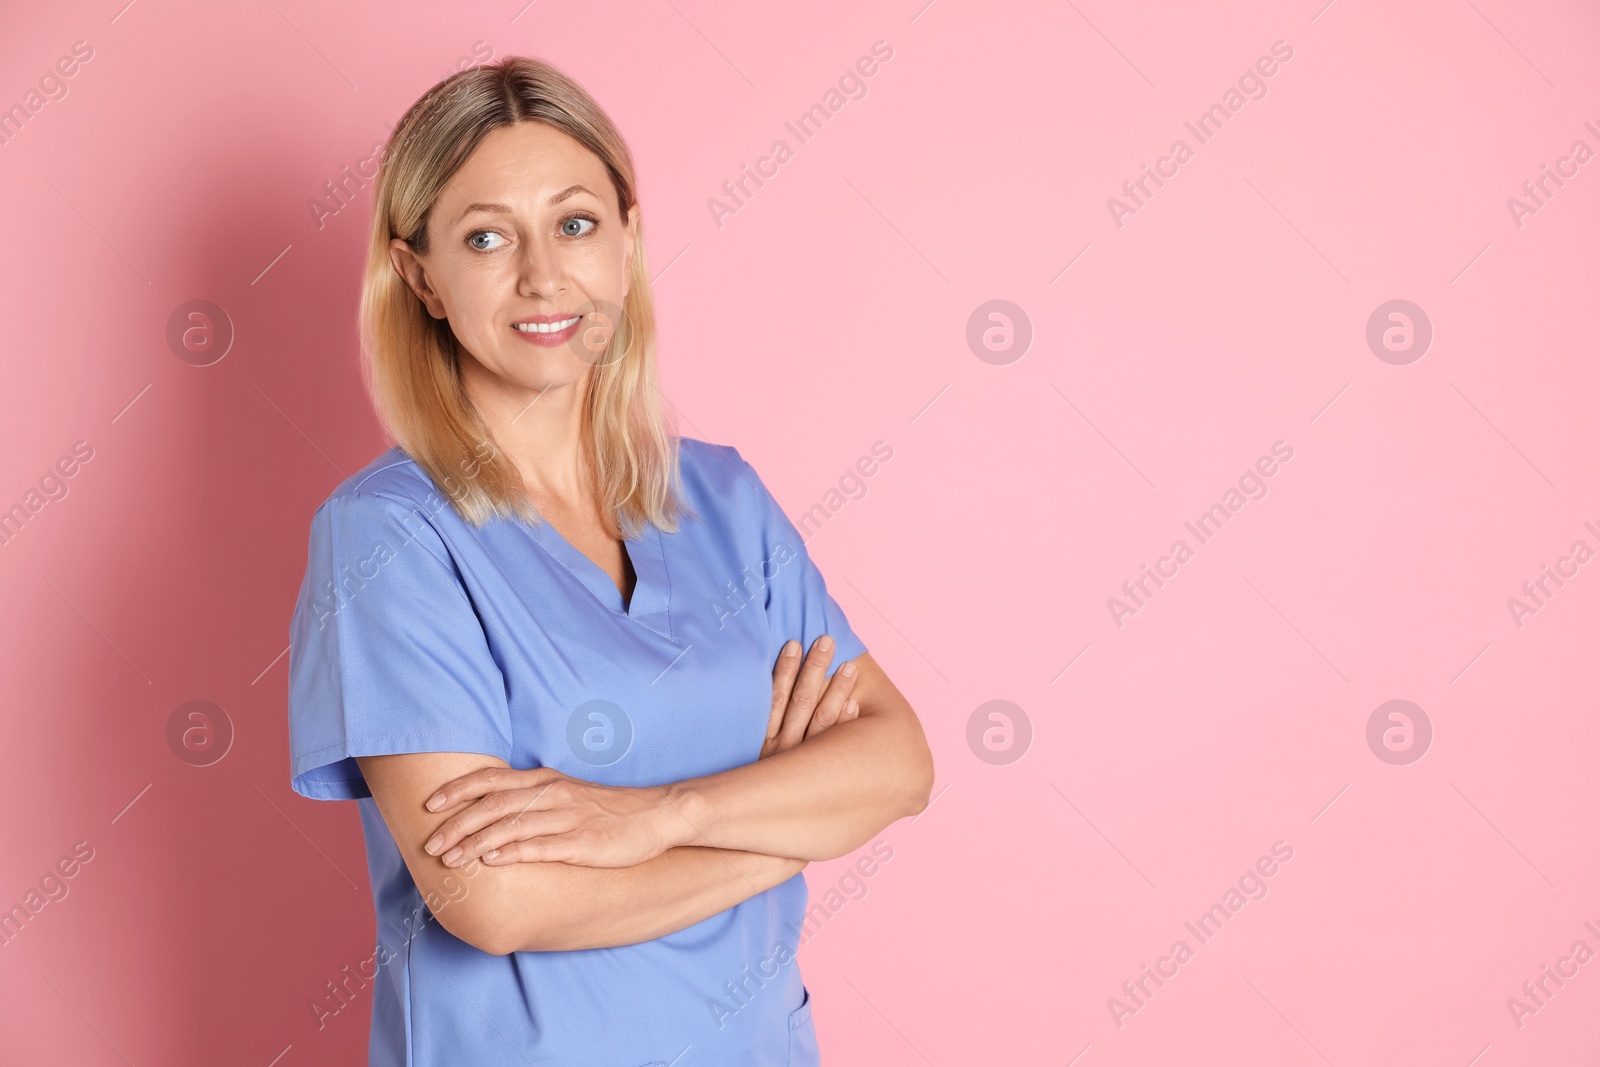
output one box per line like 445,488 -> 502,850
358,55 -> 685,537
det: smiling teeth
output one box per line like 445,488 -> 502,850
514,316 -> 580,333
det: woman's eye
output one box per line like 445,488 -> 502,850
467,230 -> 506,251
561,216 -> 597,238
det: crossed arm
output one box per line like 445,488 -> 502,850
356,643 -> 934,955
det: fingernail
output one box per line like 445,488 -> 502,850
483,849 -> 499,861
424,834 -> 443,855
783,641 -> 799,658
442,847 -> 462,866
845,699 -> 858,716
818,635 -> 834,652
842,662 -> 856,677
426,794 -> 446,812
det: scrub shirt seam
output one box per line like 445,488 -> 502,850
349,452 -> 417,493
293,735 -> 513,784
341,487 -> 458,575
657,521 -> 676,640
515,517 -> 679,640
314,730 -> 512,747
403,883 -> 420,1067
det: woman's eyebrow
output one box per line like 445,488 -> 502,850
453,185 -> 599,224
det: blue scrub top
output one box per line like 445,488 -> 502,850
286,436 -> 868,1067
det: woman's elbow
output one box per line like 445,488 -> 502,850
435,895 -> 516,956
899,731 -> 936,818
459,923 -> 514,957
904,761 -> 934,818
423,867 -> 535,956
457,909 -> 559,957
459,871 -> 591,954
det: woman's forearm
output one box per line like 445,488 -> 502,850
659,654 -> 934,861
357,750 -> 808,956
482,845 -> 805,953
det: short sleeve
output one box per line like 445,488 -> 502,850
731,451 -> 870,670
286,490 -> 513,801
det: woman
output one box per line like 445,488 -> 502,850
286,55 -> 934,1066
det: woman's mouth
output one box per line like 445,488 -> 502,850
511,315 -> 582,347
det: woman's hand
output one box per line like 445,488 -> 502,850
760,634 -> 861,760
420,766 -> 683,869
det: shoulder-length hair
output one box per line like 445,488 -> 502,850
358,55 -> 686,537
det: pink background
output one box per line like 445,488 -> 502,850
3,0 -> 1598,1063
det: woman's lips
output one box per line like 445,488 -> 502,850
510,315 -> 582,347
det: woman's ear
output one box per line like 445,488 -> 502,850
620,204 -> 641,299
389,237 -> 447,319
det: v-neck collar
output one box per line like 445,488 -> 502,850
520,515 -> 672,631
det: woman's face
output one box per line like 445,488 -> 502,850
390,120 -> 638,406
